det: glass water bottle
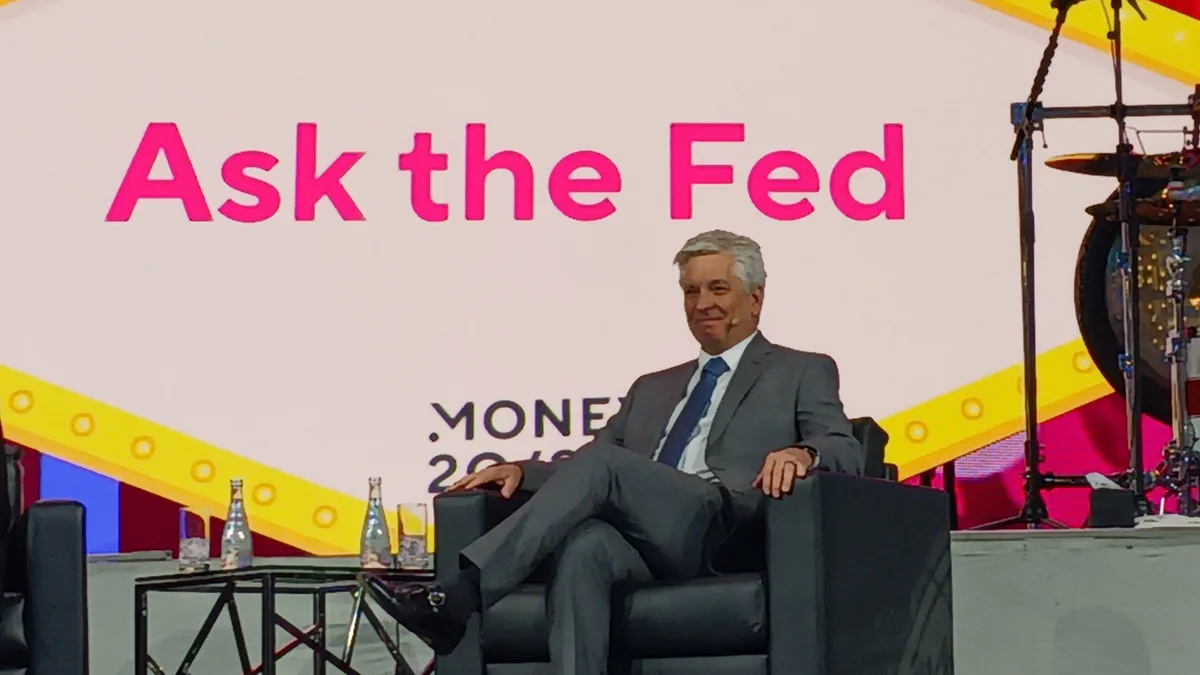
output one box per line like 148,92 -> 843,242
360,477 -> 393,568
219,478 -> 254,570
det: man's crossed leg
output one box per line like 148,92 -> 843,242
369,443 -> 729,672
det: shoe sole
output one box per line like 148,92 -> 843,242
362,576 -> 464,655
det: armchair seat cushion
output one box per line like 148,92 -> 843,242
485,655 -> 768,675
483,573 -> 768,662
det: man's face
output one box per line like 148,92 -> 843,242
680,253 -> 762,354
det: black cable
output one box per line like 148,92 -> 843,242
1010,1 -> 1077,161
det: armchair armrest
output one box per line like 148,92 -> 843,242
765,473 -> 952,675
26,500 -> 88,675
433,488 -> 530,578
433,488 -> 530,675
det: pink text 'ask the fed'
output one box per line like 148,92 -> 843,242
104,122 -> 906,223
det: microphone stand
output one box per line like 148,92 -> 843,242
975,0 -> 1080,530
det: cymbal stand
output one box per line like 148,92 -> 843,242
973,0 -> 1195,529
1110,0 -> 1153,515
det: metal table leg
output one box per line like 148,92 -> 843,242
342,586 -> 364,664
134,588 -> 149,675
313,592 -> 327,675
262,576 -> 277,675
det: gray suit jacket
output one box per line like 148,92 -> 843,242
517,333 -> 863,519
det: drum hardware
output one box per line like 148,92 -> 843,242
1144,199 -> 1200,515
1165,181 -> 1200,203
1144,111 -> 1200,515
1084,198 -> 1200,227
974,0 -> 1199,529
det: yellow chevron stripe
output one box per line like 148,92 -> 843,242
0,366 -> 374,554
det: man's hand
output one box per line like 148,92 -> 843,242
447,463 -> 524,498
752,447 -> 815,498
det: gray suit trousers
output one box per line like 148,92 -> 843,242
460,443 -> 727,675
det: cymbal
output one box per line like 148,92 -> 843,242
1085,198 -> 1200,226
1046,152 -> 1200,180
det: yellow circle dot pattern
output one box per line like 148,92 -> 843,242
961,398 -> 984,420
71,414 -> 94,436
905,422 -> 928,443
313,506 -> 337,529
191,461 -> 215,483
131,437 -> 155,459
9,390 -> 33,413
253,484 -> 277,506
881,341 -> 1111,477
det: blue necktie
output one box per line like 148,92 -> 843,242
657,357 -> 730,469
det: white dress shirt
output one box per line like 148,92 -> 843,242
652,331 -> 759,482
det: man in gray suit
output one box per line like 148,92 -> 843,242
370,230 -> 863,672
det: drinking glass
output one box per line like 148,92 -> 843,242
396,503 -> 431,571
178,507 -> 211,573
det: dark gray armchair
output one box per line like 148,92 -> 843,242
433,417 -> 953,675
0,446 -> 89,675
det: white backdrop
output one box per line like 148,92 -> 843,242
0,0 -> 1191,525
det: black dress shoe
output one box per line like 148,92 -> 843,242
364,577 -> 467,655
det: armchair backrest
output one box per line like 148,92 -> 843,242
0,413 -> 12,517
4,445 -> 18,522
0,434 -> 15,593
849,417 -> 892,480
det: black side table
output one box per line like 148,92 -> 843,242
134,565 -> 434,675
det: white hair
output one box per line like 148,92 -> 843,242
674,230 -> 767,292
